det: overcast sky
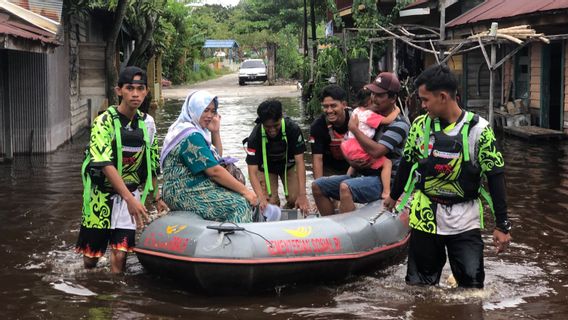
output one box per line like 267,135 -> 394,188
200,0 -> 240,6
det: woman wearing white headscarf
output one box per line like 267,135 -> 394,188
161,90 -> 256,223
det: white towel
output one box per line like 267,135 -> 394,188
110,190 -> 140,230
263,204 -> 281,222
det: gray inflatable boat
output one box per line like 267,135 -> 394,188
134,201 -> 410,293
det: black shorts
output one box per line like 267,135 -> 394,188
75,226 -> 136,258
406,228 -> 485,288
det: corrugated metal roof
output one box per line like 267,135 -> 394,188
0,0 -> 60,34
8,0 -> 62,23
447,0 -> 568,27
203,39 -> 239,48
0,14 -> 59,45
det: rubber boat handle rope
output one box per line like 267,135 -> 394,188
206,222 -> 274,248
369,208 -> 400,225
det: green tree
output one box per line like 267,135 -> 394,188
161,0 -> 204,84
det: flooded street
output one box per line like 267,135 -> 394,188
1,74 -> 567,319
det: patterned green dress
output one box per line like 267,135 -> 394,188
162,133 -> 253,223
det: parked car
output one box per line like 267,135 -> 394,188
238,59 -> 267,85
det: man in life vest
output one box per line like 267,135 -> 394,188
313,73 -> 409,215
384,65 -> 512,288
245,100 -> 309,214
75,66 -> 166,273
308,85 -> 351,179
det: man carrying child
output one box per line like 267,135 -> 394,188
312,72 -> 410,215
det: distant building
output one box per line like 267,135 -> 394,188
203,39 -> 239,70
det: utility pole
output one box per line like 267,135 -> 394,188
310,0 -> 317,61
309,0 -> 317,82
303,0 -> 308,58
488,22 -> 498,128
439,0 -> 446,62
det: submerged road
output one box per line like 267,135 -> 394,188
0,73 -> 567,319
163,73 -> 300,100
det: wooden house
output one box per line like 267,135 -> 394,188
330,0 -> 568,133
446,0 -> 568,132
1,1 -> 152,159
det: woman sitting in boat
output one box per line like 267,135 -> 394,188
160,90 -> 257,223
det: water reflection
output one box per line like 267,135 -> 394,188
0,96 -> 567,318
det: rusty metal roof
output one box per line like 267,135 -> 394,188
447,0 -> 568,27
0,0 -> 61,50
0,14 -> 58,45
7,0 -> 62,23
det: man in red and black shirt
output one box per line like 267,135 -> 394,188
309,85 -> 351,179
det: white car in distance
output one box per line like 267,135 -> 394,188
238,59 -> 267,85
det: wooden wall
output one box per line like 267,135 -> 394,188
529,43 -> 541,111
502,59 -> 513,105
67,13 -> 108,137
464,50 -> 502,118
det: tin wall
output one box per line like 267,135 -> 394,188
0,50 -> 6,157
46,38 -> 71,151
5,47 -> 70,155
6,50 -> 48,154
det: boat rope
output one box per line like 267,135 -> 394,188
207,222 -> 274,248
244,229 -> 273,248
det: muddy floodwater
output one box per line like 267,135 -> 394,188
1,76 -> 567,319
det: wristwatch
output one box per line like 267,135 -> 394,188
495,220 -> 512,234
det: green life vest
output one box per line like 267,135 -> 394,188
396,112 -> 494,228
81,107 -> 154,217
415,112 -> 481,204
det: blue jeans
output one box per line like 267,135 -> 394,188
313,174 -> 383,204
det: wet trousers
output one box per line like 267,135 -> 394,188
406,228 -> 485,288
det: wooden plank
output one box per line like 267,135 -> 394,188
80,87 -> 105,95
504,125 -> 566,140
79,60 -> 104,70
80,78 -> 105,87
79,52 -> 104,61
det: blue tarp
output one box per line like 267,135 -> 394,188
203,39 -> 239,48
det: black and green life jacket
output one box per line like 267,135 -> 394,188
81,106 -> 154,217
261,118 -> 288,197
396,111 -> 494,227
415,112 -> 481,204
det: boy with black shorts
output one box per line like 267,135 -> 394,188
75,66 -> 165,273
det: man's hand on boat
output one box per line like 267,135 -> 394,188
295,194 -> 310,215
156,198 -> 169,215
126,196 -> 149,227
382,196 -> 396,212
